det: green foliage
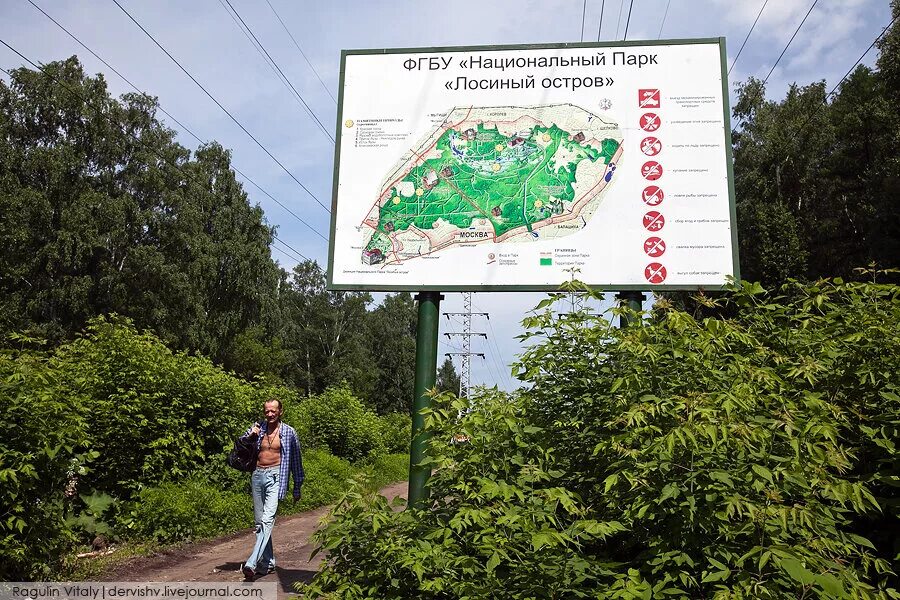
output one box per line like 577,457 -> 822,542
379,412 -> 412,454
51,315 -> 260,492
0,57 -> 281,362
123,479 -> 250,543
298,385 -> 385,462
0,344 -> 92,580
436,357 -> 461,396
732,6 -> 900,287
302,278 -> 899,599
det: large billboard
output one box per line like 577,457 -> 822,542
327,39 -> 739,291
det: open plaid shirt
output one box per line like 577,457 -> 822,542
240,421 -> 304,500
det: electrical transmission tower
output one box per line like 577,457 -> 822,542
443,292 -> 488,399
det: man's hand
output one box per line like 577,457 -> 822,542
293,492 -> 302,504
250,423 -> 261,437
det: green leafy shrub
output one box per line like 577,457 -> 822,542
367,453 -> 410,490
293,449 -> 357,511
51,315 -> 262,493
0,344 -> 92,580
301,279 -> 900,599
379,413 -> 412,454
123,478 -> 251,543
298,385 -> 385,461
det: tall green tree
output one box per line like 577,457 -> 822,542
366,292 -> 417,414
435,357 -> 461,395
0,57 -> 281,360
731,4 -> 900,286
278,260 -> 373,398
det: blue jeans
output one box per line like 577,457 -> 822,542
245,466 -> 279,572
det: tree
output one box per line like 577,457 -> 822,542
278,260 -> 373,398
435,357 -> 461,395
0,57 -> 282,360
366,293 -> 417,414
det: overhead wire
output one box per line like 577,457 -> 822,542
264,0 -> 336,104
220,0 -> 334,143
622,0 -> 635,40
25,0 -> 328,243
729,0 -> 768,76
580,0 -> 587,42
0,37 -> 313,267
657,0 -> 671,39
596,0 -> 605,41
614,0 -> 624,40
762,0 -> 819,85
792,13 -> 898,143
110,0 -> 332,214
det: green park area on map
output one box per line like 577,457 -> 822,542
366,122 -> 619,253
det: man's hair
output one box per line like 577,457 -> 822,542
264,398 -> 283,410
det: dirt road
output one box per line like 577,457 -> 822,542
101,482 -> 408,598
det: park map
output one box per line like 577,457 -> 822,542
360,104 -> 623,266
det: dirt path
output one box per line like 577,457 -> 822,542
101,482 -> 408,598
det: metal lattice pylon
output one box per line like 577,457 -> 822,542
444,292 -> 487,400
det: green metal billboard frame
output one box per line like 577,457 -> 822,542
325,37 -> 740,293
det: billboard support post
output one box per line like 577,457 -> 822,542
408,291 -> 443,509
617,291 -> 645,328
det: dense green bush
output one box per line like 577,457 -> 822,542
124,479 -> 251,543
302,278 -> 900,599
52,316 -> 262,493
298,385 -> 385,461
379,413 -> 412,454
0,342 -> 93,580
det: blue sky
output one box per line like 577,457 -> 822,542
1,0 -> 894,391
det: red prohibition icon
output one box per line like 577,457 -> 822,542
644,236 -> 666,257
639,89 -> 661,108
641,160 -> 663,180
640,136 -> 662,156
643,211 -> 665,231
645,262 -> 667,284
640,112 -> 661,132
642,185 -> 664,206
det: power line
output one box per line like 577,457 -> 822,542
614,0 -> 625,40
0,38 -> 313,267
216,0 -> 315,126
596,0 -> 605,41
273,235 -> 310,262
763,0 -> 819,85
729,0 -> 768,76
657,0 -> 671,39
580,0 -> 587,42
264,0 -> 336,104
793,13 -> 898,143
110,0 -> 332,214
26,0 -> 328,243
623,0 -> 635,40
221,0 -> 334,143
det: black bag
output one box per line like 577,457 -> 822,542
227,427 -> 259,472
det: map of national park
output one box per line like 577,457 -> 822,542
360,104 -> 623,266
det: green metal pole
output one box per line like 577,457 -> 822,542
616,291 -> 645,328
408,291 -> 442,509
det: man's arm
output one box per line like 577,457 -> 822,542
290,429 -> 304,498
239,422 -> 261,442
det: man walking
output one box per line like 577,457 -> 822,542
240,398 -> 304,581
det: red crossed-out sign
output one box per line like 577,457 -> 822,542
645,262 -> 667,284
644,236 -> 666,257
641,160 -> 663,180
642,185 -> 664,206
640,136 -> 662,156
640,112 -> 660,132
638,89 -> 660,108
643,210 -> 665,231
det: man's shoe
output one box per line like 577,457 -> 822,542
242,565 -> 255,581
266,566 -> 275,574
